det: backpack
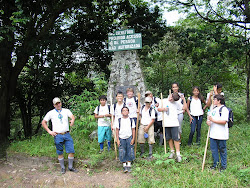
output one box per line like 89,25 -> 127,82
219,106 -> 233,128
141,105 -> 156,117
97,105 -> 111,115
118,118 -> 133,130
114,103 -> 126,113
124,96 -> 138,108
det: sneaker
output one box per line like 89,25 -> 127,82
209,166 -> 217,170
123,166 -> 128,173
140,152 -> 145,158
127,166 -> 132,173
176,155 -> 182,162
168,152 -> 175,159
68,167 -> 78,173
220,167 -> 226,172
99,149 -> 103,154
61,168 -> 66,174
148,154 -> 153,159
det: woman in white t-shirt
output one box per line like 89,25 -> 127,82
186,86 -> 207,145
171,82 -> 187,140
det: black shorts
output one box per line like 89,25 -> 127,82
165,127 -> 180,141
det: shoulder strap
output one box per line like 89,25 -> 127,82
190,96 -> 192,101
134,96 -> 138,107
108,105 -> 111,114
219,106 -> 225,117
114,103 -> 116,111
118,118 -> 121,130
154,97 -> 157,104
141,104 -> 145,112
97,105 -> 100,114
149,107 -> 152,116
130,118 -> 133,128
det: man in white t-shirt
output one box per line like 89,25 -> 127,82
158,93 -> 184,162
138,97 -> 156,159
116,107 -> 135,173
94,95 -> 112,153
124,88 -> 139,125
207,94 -> 229,172
42,97 -> 77,174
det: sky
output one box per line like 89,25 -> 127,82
163,10 -> 184,26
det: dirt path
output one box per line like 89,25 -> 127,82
0,158 -> 133,188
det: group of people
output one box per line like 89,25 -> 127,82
41,82 -> 230,174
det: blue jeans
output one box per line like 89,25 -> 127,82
54,132 -> 75,155
188,115 -> 203,145
210,138 -> 227,168
119,136 -> 135,163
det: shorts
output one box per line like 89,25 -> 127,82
138,124 -> 155,144
98,126 -> 112,143
165,127 -> 180,141
54,132 -> 75,155
178,113 -> 184,134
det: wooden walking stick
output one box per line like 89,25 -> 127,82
161,93 -> 167,154
202,93 -> 214,171
110,94 -> 117,160
134,93 -> 141,156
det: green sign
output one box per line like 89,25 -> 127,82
108,29 -> 142,51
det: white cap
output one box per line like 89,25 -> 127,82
145,91 -> 152,95
145,97 -> 152,103
53,97 -> 61,105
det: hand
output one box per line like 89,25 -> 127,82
155,103 -> 159,107
144,126 -> 149,133
117,140 -> 120,146
105,114 -> 111,117
111,125 -> 114,131
206,120 -> 211,126
189,116 -> 194,124
208,116 -> 213,122
136,109 -> 140,113
213,85 -> 218,94
69,119 -> 74,126
49,130 -> 57,137
130,139 -> 134,145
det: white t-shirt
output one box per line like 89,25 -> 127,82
112,103 -> 124,128
140,105 -> 156,125
94,105 -> 111,127
161,99 -> 182,127
189,97 -> 204,116
177,93 -> 184,114
124,97 -> 138,118
209,105 -> 229,140
152,97 -> 162,121
117,117 -> 135,139
43,108 -> 73,133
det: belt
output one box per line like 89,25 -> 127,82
57,131 -> 69,135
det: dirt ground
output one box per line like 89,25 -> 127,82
0,157 -> 133,188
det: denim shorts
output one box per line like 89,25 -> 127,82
54,132 -> 75,155
119,136 -> 135,163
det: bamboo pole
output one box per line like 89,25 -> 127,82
110,94 -> 117,160
161,93 -> 167,154
202,92 -> 214,171
134,93 -> 141,156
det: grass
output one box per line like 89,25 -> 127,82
7,117 -> 250,187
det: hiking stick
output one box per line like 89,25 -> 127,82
161,93 -> 167,154
134,93 -> 141,156
202,93 -> 213,171
110,94 -> 117,160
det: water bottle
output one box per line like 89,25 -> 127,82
166,105 -> 169,115
207,109 -> 210,121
